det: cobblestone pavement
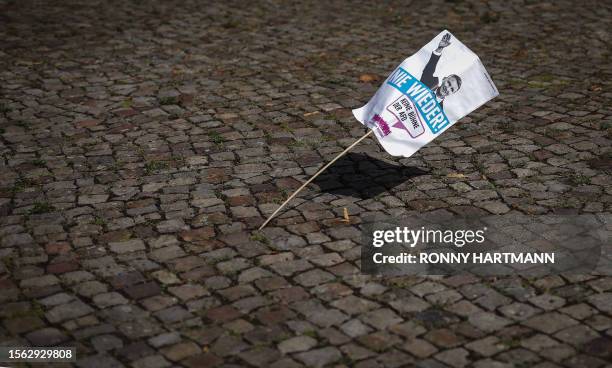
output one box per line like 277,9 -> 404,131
1,0 -> 611,367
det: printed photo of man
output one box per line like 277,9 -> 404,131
420,33 -> 462,108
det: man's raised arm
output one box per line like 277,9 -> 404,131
420,33 -> 452,89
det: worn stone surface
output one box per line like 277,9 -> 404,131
0,1 -> 611,367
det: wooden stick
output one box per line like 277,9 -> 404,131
259,130 -> 373,230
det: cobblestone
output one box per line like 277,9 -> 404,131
1,0 -> 611,367
278,335 -> 318,354
295,347 -> 342,367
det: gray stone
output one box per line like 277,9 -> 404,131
109,239 -> 146,254
468,312 -> 512,332
278,335 -> 317,354
46,300 -> 94,323
295,347 -> 341,367
78,195 -> 109,205
93,292 -> 129,308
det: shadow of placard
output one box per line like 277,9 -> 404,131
360,212 -> 611,276
312,152 -> 428,200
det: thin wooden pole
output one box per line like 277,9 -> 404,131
259,130 -> 373,230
